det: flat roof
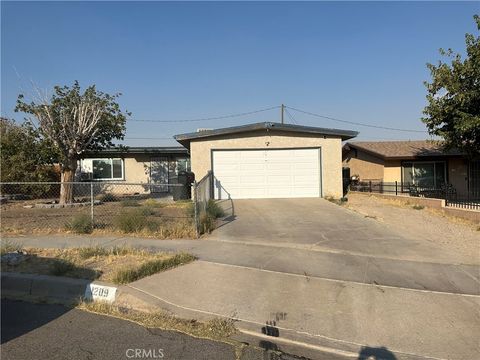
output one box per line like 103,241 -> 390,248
84,146 -> 188,156
174,122 -> 358,147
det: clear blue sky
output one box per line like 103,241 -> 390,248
1,1 -> 478,146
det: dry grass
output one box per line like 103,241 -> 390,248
112,252 -> 196,284
0,239 -> 23,255
1,200 -> 196,239
1,246 -> 195,283
77,301 -> 237,341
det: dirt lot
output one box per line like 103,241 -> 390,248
345,193 -> 480,263
1,198 -> 195,238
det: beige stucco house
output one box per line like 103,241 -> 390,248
342,141 -> 480,197
79,147 -> 190,194
175,122 -> 358,199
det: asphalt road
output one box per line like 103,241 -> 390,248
1,299 -> 337,360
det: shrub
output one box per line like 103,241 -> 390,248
199,213 -> 215,234
114,209 -> 148,233
121,199 -> 140,207
412,204 -> 425,210
206,199 -> 225,218
112,253 -> 195,284
0,240 -> 23,256
143,198 -> 165,208
78,246 -> 109,259
99,193 -> 117,203
50,259 -> 75,276
65,214 -> 93,234
145,220 -> 159,233
139,206 -> 156,216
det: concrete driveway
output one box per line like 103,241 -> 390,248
209,198 -> 471,264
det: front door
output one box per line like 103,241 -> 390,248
150,157 -> 169,192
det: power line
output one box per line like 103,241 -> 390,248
286,106 -> 427,133
284,108 -> 298,125
128,105 -> 280,123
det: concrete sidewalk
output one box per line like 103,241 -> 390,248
5,235 -> 480,295
127,261 -> 480,360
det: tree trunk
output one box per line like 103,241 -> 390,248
59,158 -> 77,205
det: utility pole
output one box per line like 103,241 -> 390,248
281,104 -> 285,124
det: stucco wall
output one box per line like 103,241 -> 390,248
343,150 -> 384,181
190,130 -> 344,198
384,160 -> 402,182
79,154 -> 188,194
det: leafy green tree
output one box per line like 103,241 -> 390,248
15,81 -> 130,203
0,118 -> 59,196
422,15 -> 480,158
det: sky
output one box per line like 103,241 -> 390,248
1,1 -> 478,146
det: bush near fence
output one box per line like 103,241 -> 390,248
0,182 -> 196,238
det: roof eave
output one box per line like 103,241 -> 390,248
174,122 -> 358,146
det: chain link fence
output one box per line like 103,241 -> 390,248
0,182 -> 196,238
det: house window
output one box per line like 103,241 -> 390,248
81,158 -> 124,180
176,158 -> 190,173
402,161 -> 446,188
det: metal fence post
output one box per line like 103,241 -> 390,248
90,182 -> 94,225
369,180 -> 372,193
193,181 -> 199,238
395,181 -> 398,196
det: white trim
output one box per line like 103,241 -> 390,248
80,158 -> 125,181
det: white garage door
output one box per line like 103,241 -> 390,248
212,148 -> 321,199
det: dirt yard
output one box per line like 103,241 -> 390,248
1,198 -> 195,238
345,193 -> 480,263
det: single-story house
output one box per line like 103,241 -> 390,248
79,147 -> 190,194
79,122 -> 358,199
342,140 -> 480,197
175,122 -> 358,199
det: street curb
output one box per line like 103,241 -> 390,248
1,272 -> 114,304
0,273 -> 441,360
118,285 -> 440,360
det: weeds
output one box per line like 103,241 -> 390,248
99,193 -> 118,203
65,214 -> 93,234
78,301 -> 236,341
78,245 -> 146,259
197,200 -> 225,234
78,246 -> 110,259
121,199 -> 141,207
50,259 -> 76,276
206,199 -> 225,218
112,252 -> 196,284
114,209 -> 148,233
325,196 -> 348,206
0,240 -> 23,255
199,213 -> 215,234
143,199 -> 165,208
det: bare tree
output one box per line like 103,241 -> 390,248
16,81 -> 129,204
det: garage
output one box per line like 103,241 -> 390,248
212,148 -> 321,199
174,122 -> 358,199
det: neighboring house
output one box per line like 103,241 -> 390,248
175,122 -> 358,199
342,140 -> 480,197
79,147 -> 190,194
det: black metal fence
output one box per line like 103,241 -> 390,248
349,181 -> 480,211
